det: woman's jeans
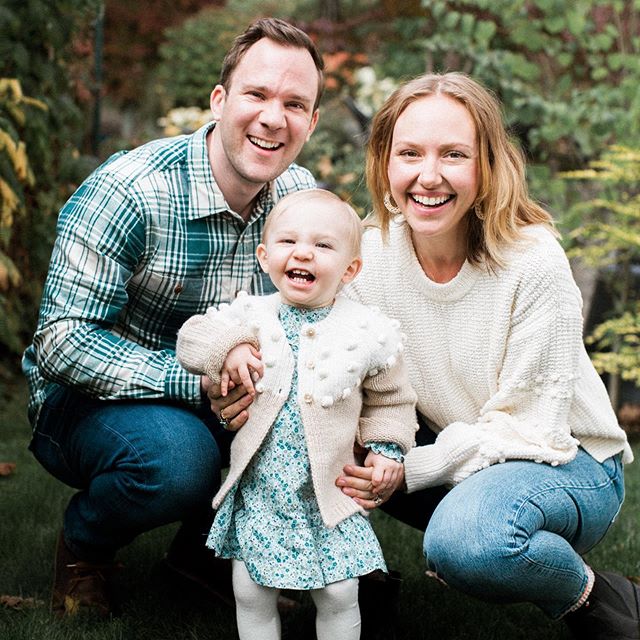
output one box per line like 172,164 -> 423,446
383,417 -> 625,619
29,385 -> 232,562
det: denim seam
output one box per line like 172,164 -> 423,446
509,475 -> 618,617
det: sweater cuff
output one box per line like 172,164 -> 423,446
402,445 -> 454,492
203,332 -> 261,384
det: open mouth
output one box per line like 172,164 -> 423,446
248,135 -> 283,151
411,194 -> 454,207
286,269 -> 315,283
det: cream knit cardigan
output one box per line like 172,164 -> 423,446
176,292 -> 418,528
345,221 -> 633,492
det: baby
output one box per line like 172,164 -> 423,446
177,188 -> 417,640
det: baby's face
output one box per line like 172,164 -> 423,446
256,203 -> 361,309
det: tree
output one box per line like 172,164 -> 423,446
372,1 -> 640,171
562,147 -> 640,409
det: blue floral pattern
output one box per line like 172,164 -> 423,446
207,303 -> 387,589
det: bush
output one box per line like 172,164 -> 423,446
0,0 -> 100,378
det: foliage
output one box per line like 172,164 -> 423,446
155,0 -> 321,111
373,0 -> 640,171
563,146 -> 640,397
102,0 -> 222,109
0,80 -> 43,352
587,304 -> 640,387
0,0 -> 101,371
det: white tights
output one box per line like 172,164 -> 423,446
232,559 -> 361,640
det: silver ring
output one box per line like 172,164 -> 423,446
373,495 -> 383,506
219,413 -> 231,430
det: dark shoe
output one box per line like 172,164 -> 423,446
161,526 -> 300,613
359,569 -> 402,640
51,532 -> 120,618
161,530 -> 235,608
565,570 -> 640,639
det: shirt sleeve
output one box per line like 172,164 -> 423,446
31,169 -> 202,407
404,241 -> 583,491
365,441 -> 405,462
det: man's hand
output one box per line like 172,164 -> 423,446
201,376 -> 253,432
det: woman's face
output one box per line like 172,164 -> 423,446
387,94 -> 479,251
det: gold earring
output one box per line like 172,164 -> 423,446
383,192 -> 401,214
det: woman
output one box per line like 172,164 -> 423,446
337,72 -> 638,639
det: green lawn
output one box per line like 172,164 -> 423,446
1,376 -> 638,640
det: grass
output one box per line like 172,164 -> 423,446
1,376 -> 638,640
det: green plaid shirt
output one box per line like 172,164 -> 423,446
22,122 -> 316,425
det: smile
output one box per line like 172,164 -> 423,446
248,135 -> 283,150
411,194 -> 454,207
286,269 -> 315,283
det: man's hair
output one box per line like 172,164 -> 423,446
366,72 -> 555,268
220,17 -> 325,110
262,189 -> 363,257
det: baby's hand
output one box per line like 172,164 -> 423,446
364,450 -> 403,497
220,344 -> 263,397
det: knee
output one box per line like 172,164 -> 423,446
423,500 -> 514,589
313,579 -> 358,613
147,421 -> 221,506
112,408 -> 221,510
232,562 -> 278,610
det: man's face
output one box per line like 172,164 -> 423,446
209,38 -> 320,193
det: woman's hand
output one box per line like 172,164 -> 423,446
336,461 -> 406,509
201,376 -> 253,432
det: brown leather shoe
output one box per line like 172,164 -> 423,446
51,533 -> 120,618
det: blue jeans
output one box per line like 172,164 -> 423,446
29,386 -> 232,562
423,449 -> 624,619
382,417 -> 625,619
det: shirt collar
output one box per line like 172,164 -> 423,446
186,121 -> 275,222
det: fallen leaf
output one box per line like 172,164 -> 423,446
0,595 -> 44,609
0,463 -> 16,477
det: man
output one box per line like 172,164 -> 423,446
22,17 -> 323,618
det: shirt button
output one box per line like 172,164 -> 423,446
303,393 -> 313,404
173,283 -> 184,294
306,360 -> 315,369
305,327 -> 316,337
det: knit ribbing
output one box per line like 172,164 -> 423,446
176,292 -> 418,527
346,221 -> 633,491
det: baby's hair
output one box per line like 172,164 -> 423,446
263,189 -> 363,256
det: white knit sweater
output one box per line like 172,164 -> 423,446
176,292 -> 418,527
345,221 -> 633,492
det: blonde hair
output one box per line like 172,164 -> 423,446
366,72 -> 555,268
263,189 -> 363,256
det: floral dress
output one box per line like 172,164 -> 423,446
206,303 -> 391,589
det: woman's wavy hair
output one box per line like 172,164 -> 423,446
366,72 -> 555,268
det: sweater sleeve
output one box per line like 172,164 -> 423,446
176,294 -> 260,384
358,354 -> 418,455
404,237 -> 583,491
